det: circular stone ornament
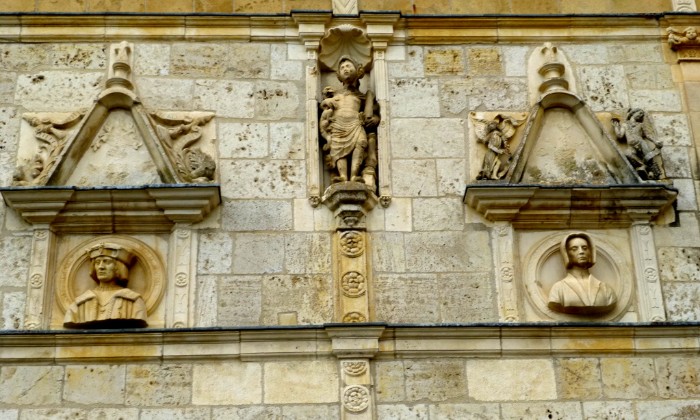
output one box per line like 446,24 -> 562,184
343,385 -> 370,413
341,271 -> 366,297
339,231 -> 364,257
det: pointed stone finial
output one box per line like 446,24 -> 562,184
537,43 -> 569,93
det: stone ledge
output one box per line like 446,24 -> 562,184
0,323 -> 697,363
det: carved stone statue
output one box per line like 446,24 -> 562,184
319,56 -> 379,187
64,243 -> 147,328
548,232 -> 617,315
612,108 -> 667,181
472,114 -> 522,180
667,26 -> 699,48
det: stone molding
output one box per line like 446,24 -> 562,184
0,324 -> 698,363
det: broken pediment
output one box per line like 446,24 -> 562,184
465,43 -> 677,229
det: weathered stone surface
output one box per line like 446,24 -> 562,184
564,44 -> 609,65
436,159 -> 466,196
468,78 -> 527,111
227,43 -> 270,79
467,359 -> 556,401
270,44 -> 303,81
502,46 -> 529,77
391,160 -> 437,197
2,292 -> 25,330
388,46 -> 424,78
49,44 -> 106,69
212,406 -> 281,420
556,358 -> 602,399
467,47 -> 503,76
0,44 -> 50,71
220,160 -> 306,199
195,275 -> 217,327
428,403 -> 500,419
171,43 -> 228,77
673,179 -> 697,211
613,43 -> 663,63
655,213 -> 700,248
404,231 -> 491,272
577,66 -> 628,111
197,232 -> 233,274
375,274 -> 440,323
630,89 -> 682,112
439,79 -> 469,115
377,404 -> 429,419
390,79 -> 440,118
192,362 -> 262,405
500,402 -> 582,419
285,233 -> 331,274
425,47 -> 465,75
652,113 -> 692,146
64,365 -> 126,405
391,118 -> 465,158
663,282 -> 700,321
264,360 -> 338,404
261,275 -> 332,324
375,361 -> 406,402
218,276 -> 261,325
222,200 -> 292,231
412,197 -> 464,231
135,77 -> 194,109
134,43 -> 170,76
635,400 -> 700,420
194,79 -> 255,118
254,81 -> 301,120
655,357 -> 700,399
125,364 -> 192,406
371,232 -> 407,272
219,122 -> 268,159
232,233 -> 285,274
405,359 -> 467,402
281,405 -> 339,419
0,236 -> 30,287
87,408 -> 139,420
18,409 -> 84,420
0,107 -> 20,185
658,247 -> 700,282
384,198 -> 412,232
15,71 -> 103,111
139,408 -> 210,420
600,358 -> 656,399
438,273 -> 495,322
625,64 -> 674,89
581,401 -> 634,420
0,366 -> 63,405
270,122 -> 304,159
0,73 -> 16,104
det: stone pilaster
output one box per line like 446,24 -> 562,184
24,227 -> 55,330
492,222 -> 519,322
630,223 -> 666,322
167,224 -> 197,328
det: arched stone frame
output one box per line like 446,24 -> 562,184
54,235 -> 166,328
522,232 -> 634,322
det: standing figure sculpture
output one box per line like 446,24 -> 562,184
612,108 -> 667,181
548,232 -> 617,316
472,114 -> 522,180
64,243 -> 147,328
319,56 -> 379,187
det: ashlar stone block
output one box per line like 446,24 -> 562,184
375,361 -> 406,403
662,282 -> 700,321
467,77 -> 527,111
226,43 -> 270,79
625,64 -> 674,90
194,79 -> 254,118
502,46 -> 529,77
405,359 -> 467,402
270,44 -> 303,81
436,159 -> 466,196
15,71 -> 104,111
600,357 -> 657,399
197,232 -> 233,275
2,292 -> 25,330
192,362 -> 262,405
18,409 -> 84,420
139,408 -> 211,420
577,65 -> 628,112
655,357 -> 700,399
371,232 -> 407,272
232,233 -> 285,274
428,404 -> 500,420
440,79 -> 469,115
556,358 -> 602,399
219,122 -> 268,159
425,47 -> 465,75
377,404 -> 429,419
264,360 -> 338,404
49,44 -> 106,70
220,160 -> 306,199
125,364 -> 192,406
0,366 -> 64,405
467,359 -> 556,401
499,402 -> 583,420
87,408 -> 139,420
281,405 -> 339,419
636,401 -> 700,420
284,233 -> 331,274
438,273 -> 496,322
171,43 -> 228,77
563,44 -> 609,65
412,197 -> 464,231
254,81 -> 301,120
629,89 -> 682,112
384,198 -> 412,232
404,231 -> 491,273
467,47 -> 503,76
661,146 -> 692,178
612,43 -> 663,63
261,274 -> 332,325
388,46 -> 425,78
0,44 -> 50,71
270,122 -> 304,159
135,77 -> 194,110
391,118 -> 465,159
652,113 -> 692,147
658,247 -> 700,282
63,365 -> 126,405
0,235 -> 31,287
218,276 -> 262,326
134,43 -> 170,76
374,274 -> 440,323
222,200 -> 293,231
195,275 -> 217,327
389,78 -> 440,118
391,159 -> 438,197
212,406 -> 281,420
582,402 -> 634,420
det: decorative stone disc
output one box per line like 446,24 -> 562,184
339,231 -> 364,257
341,271 -> 366,297
343,385 -> 370,413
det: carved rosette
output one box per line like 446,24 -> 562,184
343,385 -> 370,413
340,231 -> 364,257
341,271 -> 366,297
342,312 -> 367,323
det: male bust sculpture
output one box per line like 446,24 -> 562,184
547,233 -> 617,316
319,56 -> 379,186
64,243 -> 147,328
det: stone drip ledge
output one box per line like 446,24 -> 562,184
0,323 -> 698,364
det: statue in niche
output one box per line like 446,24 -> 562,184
668,27 -> 699,48
319,56 -> 379,187
64,243 -> 147,329
612,108 -> 667,181
548,232 -> 617,316
472,114 -> 522,180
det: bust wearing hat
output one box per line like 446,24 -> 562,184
64,243 -> 147,328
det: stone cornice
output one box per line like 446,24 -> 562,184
0,323 -> 697,363
0,13 -> 683,43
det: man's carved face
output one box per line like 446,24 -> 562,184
338,59 -> 358,82
94,256 -> 117,282
566,237 -> 592,268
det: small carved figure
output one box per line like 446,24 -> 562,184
64,243 -> 147,329
612,108 -> 667,181
472,114 -> 522,180
319,56 -> 380,186
548,233 -> 617,316
667,26 -> 699,48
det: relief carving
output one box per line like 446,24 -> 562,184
13,112 -> 84,186
472,114 -> 523,180
343,385 -> 370,413
612,108 -> 667,181
64,243 -> 147,329
548,232 -> 617,316
668,27 -> 699,49
339,231 -> 364,257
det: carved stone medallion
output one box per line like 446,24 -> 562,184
339,231 -> 364,257
342,361 -> 368,376
343,385 -> 370,413
341,271 -> 367,297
